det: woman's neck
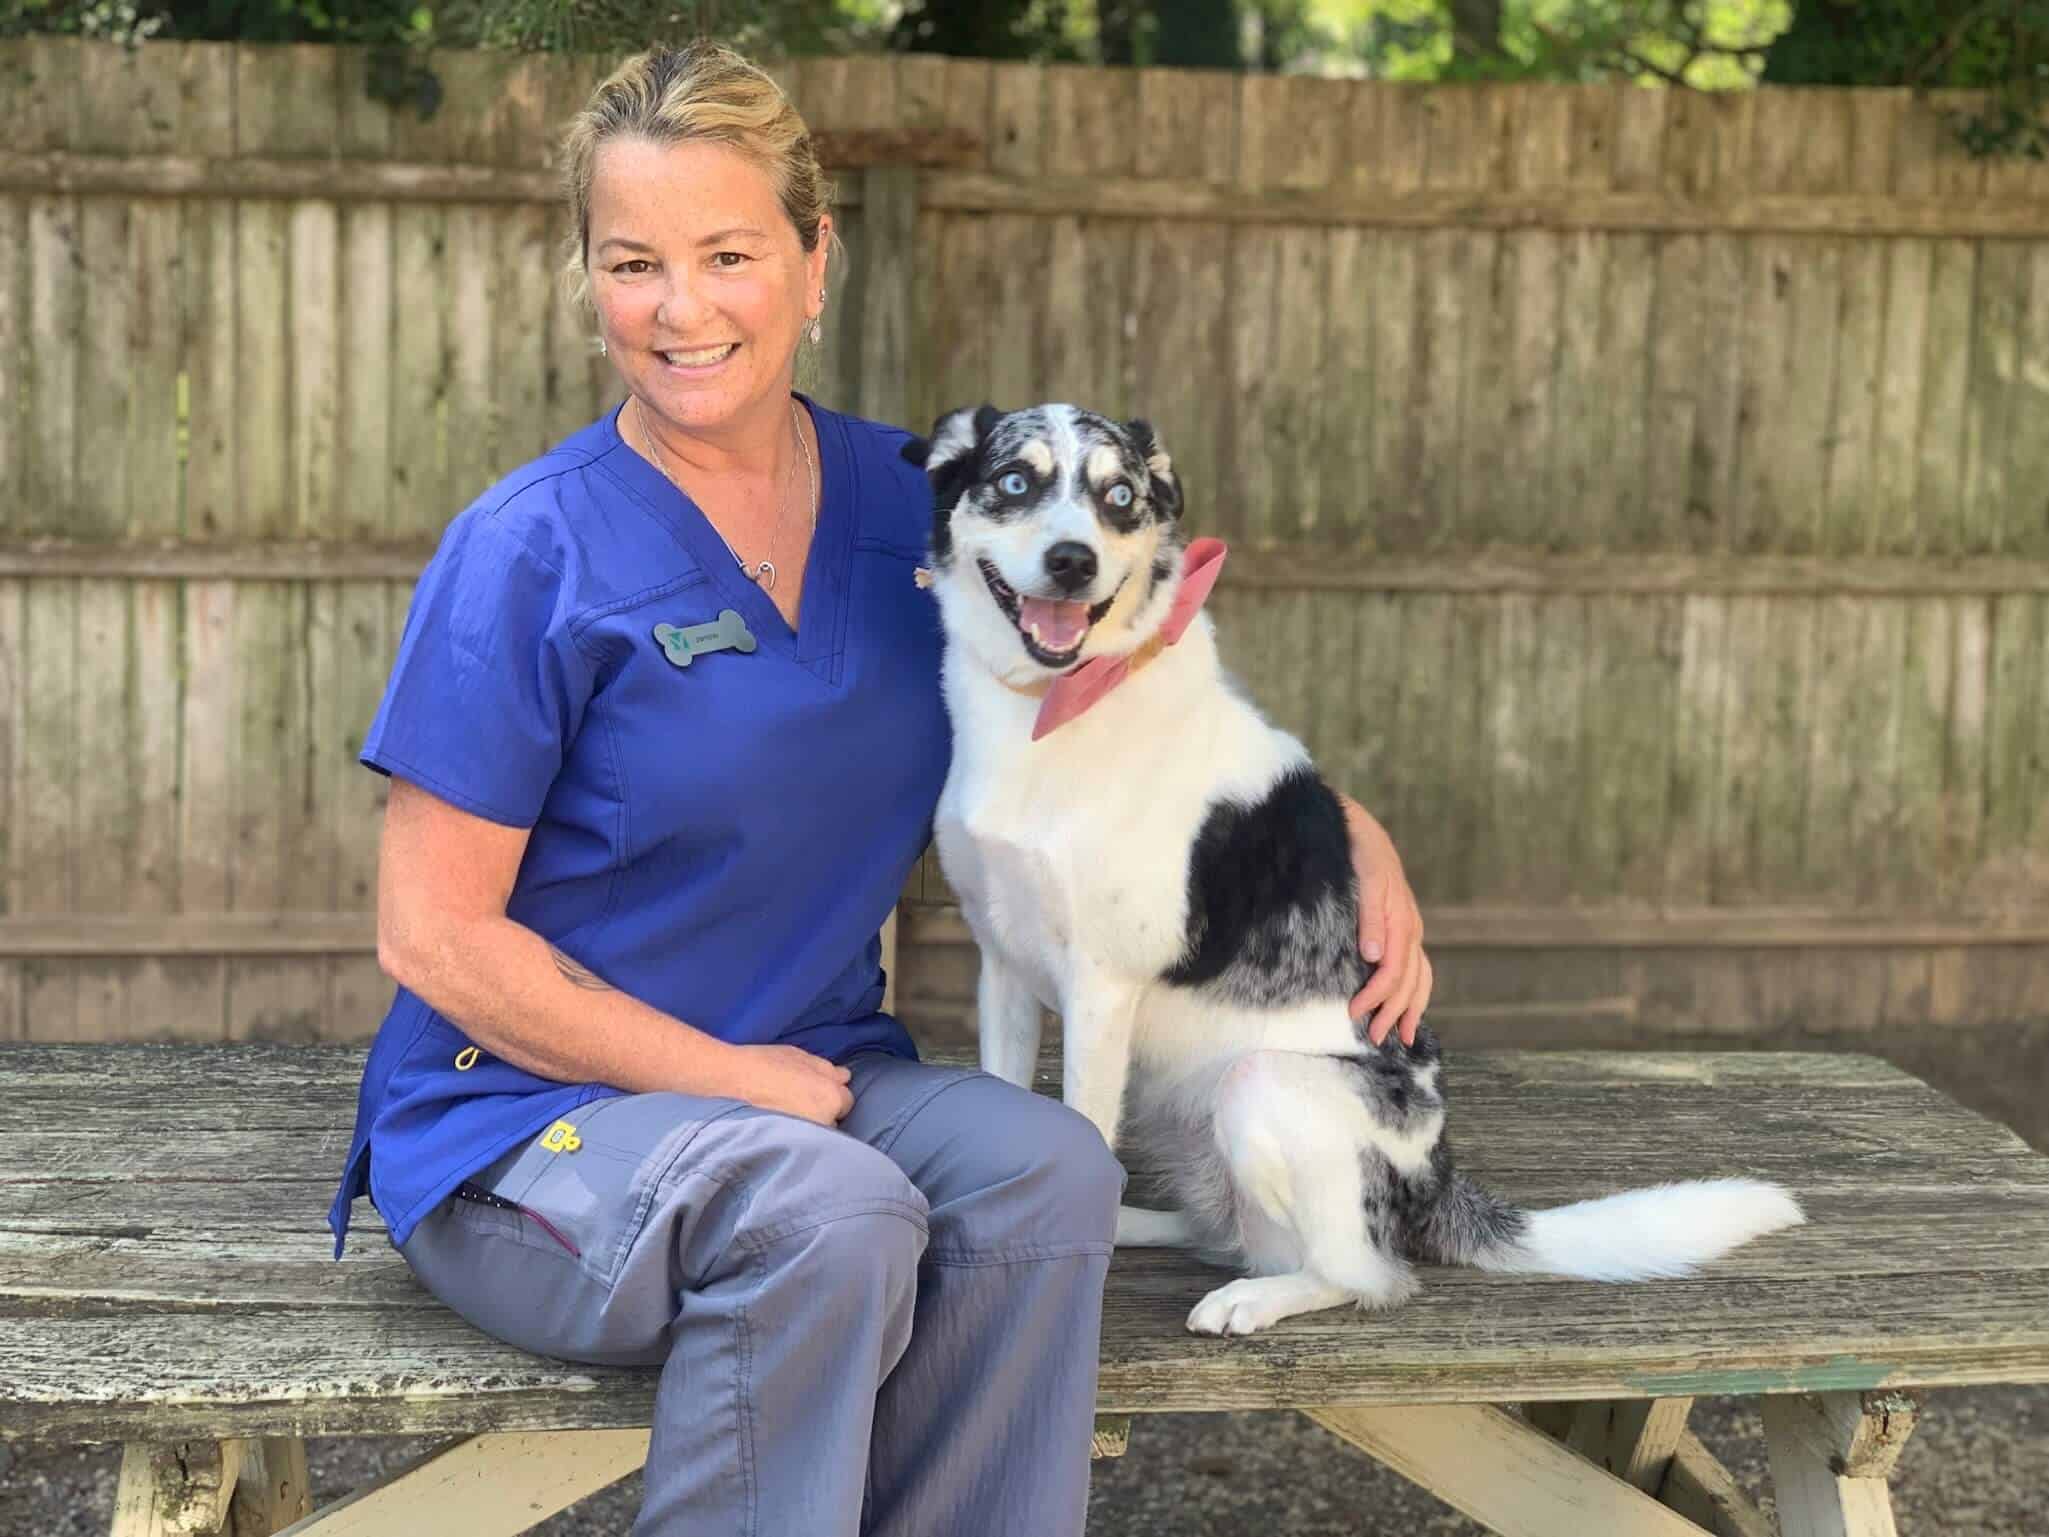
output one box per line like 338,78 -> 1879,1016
637,388 -> 796,484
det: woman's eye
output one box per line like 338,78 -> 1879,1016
615,259 -> 653,275
713,251 -> 749,268
1106,483 -> 1135,508
997,471 -> 1030,497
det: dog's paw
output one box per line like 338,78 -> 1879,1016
1186,1279 -> 1283,1337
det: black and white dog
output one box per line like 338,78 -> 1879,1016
905,403 -> 1803,1336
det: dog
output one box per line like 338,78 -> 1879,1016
903,403 -> 1803,1336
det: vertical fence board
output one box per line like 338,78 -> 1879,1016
1481,593 -> 1543,902
21,583 -> 79,1036
1456,229 -> 1512,543
1579,595 -> 1676,904
1689,234 -> 1746,551
0,581 -> 16,917
1849,601 -> 1910,903
1872,240 -> 1933,553
1801,596 -> 1858,898
390,206 -> 450,537
1752,599 -> 1817,900
497,203 -> 557,465
445,205 -> 500,500
1602,232 -> 1655,548
1984,595 -> 2047,905
338,204 -> 395,540
75,200 -> 134,542
1320,226 -> 1374,545
1915,240 -> 1979,554
24,196 -> 79,537
1642,233 -> 1699,551
0,580 -> 15,1036
287,202 -> 341,540
1366,231 -> 1420,551
1340,594 -> 1405,858
1132,220 -> 1228,535
2012,248 -> 2049,558
1390,595 -> 1455,900
1413,227 -> 1467,547
1945,598 -> 1991,908
1893,597 -> 1954,909
1821,238 -> 1886,554
0,197 -> 21,537
1551,229 -> 1610,547
1960,241 -> 2026,555
1663,595 -> 1726,904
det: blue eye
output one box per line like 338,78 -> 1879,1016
998,471 -> 1030,497
1107,483 -> 1135,508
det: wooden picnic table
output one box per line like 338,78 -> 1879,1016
4,1041 -> 2047,1536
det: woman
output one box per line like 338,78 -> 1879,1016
328,41 -> 1433,1537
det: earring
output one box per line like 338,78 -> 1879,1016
809,316 -> 823,345
597,336 -> 607,356
810,288 -> 825,345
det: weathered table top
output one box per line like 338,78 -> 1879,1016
4,1042 -> 2048,1450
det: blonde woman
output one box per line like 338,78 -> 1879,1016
327,41 -> 1432,1535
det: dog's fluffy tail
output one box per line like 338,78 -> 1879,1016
1418,1175 -> 1804,1281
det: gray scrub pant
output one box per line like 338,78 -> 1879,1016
397,1053 -> 1124,1537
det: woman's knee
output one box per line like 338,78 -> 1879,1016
922,1084 -> 1125,1255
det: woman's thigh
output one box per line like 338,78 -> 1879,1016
398,1088 -> 928,1365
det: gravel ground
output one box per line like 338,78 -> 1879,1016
6,1388 -> 2046,1534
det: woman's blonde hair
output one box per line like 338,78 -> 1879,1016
558,42 -> 835,315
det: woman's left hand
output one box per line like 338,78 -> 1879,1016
1338,794 -> 1432,1047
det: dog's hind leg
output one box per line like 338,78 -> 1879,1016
1186,1053 -> 1416,1335
975,956 -> 1043,1089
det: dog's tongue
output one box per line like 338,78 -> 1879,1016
1021,596 -> 1090,652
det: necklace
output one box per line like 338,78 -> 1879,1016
635,397 -> 816,593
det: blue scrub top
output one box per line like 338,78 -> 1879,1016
328,396 -> 948,1258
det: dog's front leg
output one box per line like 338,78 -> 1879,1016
1060,983 -> 1142,1153
976,955 -> 1043,1089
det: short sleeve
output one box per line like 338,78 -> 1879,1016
362,510 -> 590,828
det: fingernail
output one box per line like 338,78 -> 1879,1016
1363,943 -> 1384,963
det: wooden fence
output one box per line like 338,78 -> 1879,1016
1,40 -> 2046,1051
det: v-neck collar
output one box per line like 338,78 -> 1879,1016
602,393 -> 852,679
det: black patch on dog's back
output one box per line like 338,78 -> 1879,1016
1163,766 -> 1371,1008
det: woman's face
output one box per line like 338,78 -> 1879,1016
586,136 -> 828,438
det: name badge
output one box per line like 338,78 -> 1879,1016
655,610 -> 757,668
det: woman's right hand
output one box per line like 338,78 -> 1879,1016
717,1044 -> 854,1126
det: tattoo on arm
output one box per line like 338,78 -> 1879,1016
549,944 -> 613,992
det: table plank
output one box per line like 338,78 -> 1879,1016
4,1042 -> 2047,1448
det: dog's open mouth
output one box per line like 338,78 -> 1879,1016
978,559 -> 1118,669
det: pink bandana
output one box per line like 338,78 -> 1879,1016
1030,538 -> 1228,741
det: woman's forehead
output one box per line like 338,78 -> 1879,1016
589,137 -> 785,239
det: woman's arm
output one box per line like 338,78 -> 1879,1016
1336,793 -> 1433,1048
376,778 -> 853,1124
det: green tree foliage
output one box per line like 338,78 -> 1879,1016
1763,0 -> 2049,158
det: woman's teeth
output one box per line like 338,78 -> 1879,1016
662,344 -> 739,366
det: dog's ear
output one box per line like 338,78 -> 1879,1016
1126,418 -> 1184,522
899,435 -> 932,467
923,404 -> 999,476
919,404 -> 1002,565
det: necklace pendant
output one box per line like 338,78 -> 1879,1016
753,560 -> 777,591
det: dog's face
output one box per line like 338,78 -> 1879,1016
904,404 -> 1186,682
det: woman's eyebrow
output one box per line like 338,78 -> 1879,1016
698,226 -> 769,245
595,236 -> 657,255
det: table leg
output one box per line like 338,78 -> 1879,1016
1762,1390 -> 1920,1537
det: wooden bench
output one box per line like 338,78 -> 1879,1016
6,1042 -> 2048,1537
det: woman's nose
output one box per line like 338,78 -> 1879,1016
655,271 -> 712,332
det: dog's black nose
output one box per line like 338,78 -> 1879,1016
1043,542 -> 1098,594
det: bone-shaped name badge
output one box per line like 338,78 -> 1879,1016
654,610 -> 757,668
